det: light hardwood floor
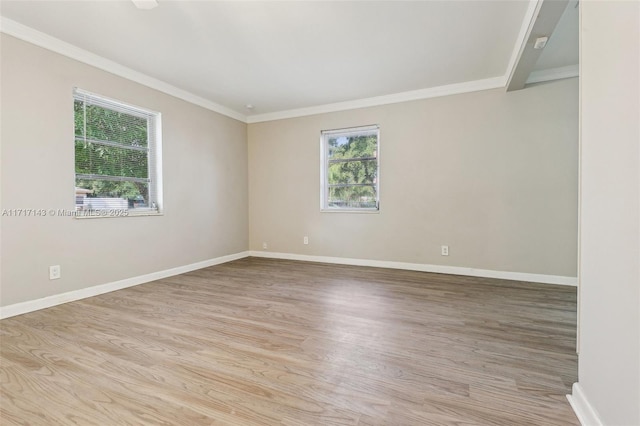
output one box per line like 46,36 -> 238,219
1,257 -> 579,425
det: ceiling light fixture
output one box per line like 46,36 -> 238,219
533,36 -> 549,49
246,104 -> 254,110
132,0 -> 158,10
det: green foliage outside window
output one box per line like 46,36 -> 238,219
327,133 -> 378,209
74,100 -> 150,205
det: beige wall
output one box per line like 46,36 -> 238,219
0,34 -> 248,307
578,1 -> 640,424
0,31 -> 579,310
248,78 -> 578,277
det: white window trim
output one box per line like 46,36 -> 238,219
320,124 -> 380,213
73,88 -> 163,218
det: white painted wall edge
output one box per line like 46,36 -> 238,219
0,251 -> 250,320
504,0 -> 543,88
249,251 -> 578,286
567,382 -> 604,426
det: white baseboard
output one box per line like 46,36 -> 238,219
248,251 -> 578,286
0,251 -> 250,320
567,383 -> 604,426
1,250 -> 576,320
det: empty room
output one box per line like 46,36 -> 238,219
0,1 -> 638,425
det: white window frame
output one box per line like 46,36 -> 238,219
320,125 -> 380,213
73,88 -> 163,218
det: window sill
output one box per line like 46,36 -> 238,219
321,208 -> 380,214
73,210 -> 163,219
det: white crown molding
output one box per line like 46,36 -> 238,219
0,17 -> 248,123
0,251 -> 250,320
246,77 -> 505,124
567,383 -> 604,426
249,251 -> 578,286
2,9 -> 575,125
1,17 -> 508,124
526,64 -> 579,84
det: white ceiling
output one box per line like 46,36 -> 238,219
0,1 -> 578,122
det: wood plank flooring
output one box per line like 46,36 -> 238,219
0,257 -> 579,425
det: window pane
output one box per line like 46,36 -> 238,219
73,100 -> 84,137
74,101 -> 148,148
328,185 -> 377,209
74,88 -> 161,215
76,178 -> 150,210
75,140 -> 148,179
328,159 -> 377,185
328,133 -> 377,160
321,125 -> 379,211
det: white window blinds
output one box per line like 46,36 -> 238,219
73,88 -> 162,214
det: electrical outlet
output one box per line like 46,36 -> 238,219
49,265 -> 61,280
303,236 -> 309,245
441,245 -> 449,256
262,242 -> 268,250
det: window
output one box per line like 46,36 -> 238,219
74,88 -> 162,215
321,125 -> 379,211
